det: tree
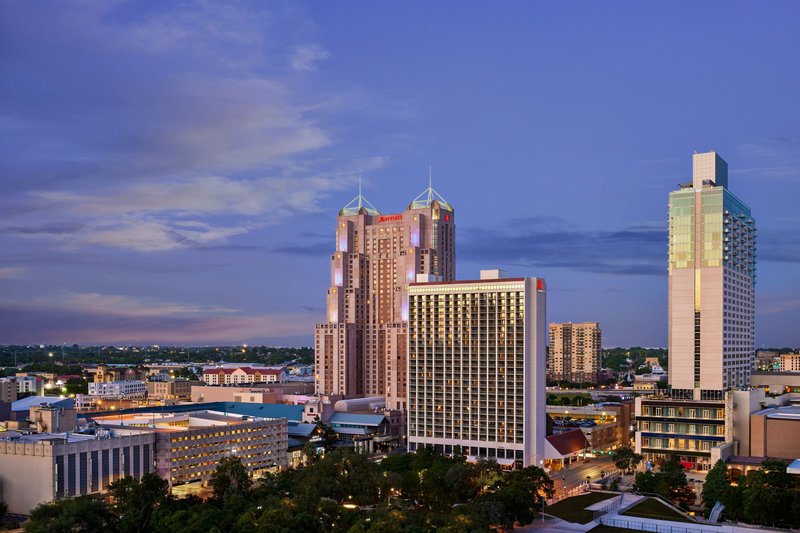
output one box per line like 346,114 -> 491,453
613,446 -> 643,474
210,455 -> 253,500
702,460 -> 729,515
303,440 -> 320,464
314,418 -> 338,452
26,495 -> 117,533
108,473 -> 170,533
0,500 -> 7,522
657,455 -> 694,507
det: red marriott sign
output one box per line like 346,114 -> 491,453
378,214 -> 403,223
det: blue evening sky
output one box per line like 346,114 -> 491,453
1,1 -> 799,347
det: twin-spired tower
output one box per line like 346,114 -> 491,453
314,184 -> 456,409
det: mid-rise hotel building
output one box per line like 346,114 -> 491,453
407,270 -> 546,467
636,151 -> 757,471
548,322 -> 602,384
315,185 -> 456,409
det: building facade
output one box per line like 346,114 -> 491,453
779,354 -> 800,372
668,151 -> 756,395
91,410 -> 288,487
146,380 -> 199,400
406,270 -> 546,467
202,367 -> 287,386
0,379 -> 17,403
0,431 -> 156,515
314,185 -> 456,409
547,322 -> 602,383
635,152 -> 757,471
88,380 -> 147,399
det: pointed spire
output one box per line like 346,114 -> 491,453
408,166 -> 453,211
339,175 -> 380,216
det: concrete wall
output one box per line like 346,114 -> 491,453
0,447 -> 55,515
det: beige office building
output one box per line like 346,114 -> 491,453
407,270 -> 547,467
315,185 -> 456,409
668,151 -> 756,397
548,322 -> 602,383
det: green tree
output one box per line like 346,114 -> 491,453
26,495 -> 117,533
613,445 -> 643,474
108,473 -> 170,533
702,460 -> 729,515
210,455 -> 253,500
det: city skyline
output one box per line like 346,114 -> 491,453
2,2 -> 800,347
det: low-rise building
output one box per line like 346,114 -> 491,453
749,404 -> 800,459
89,409 -> 288,487
147,380 -> 199,400
547,402 -> 632,451
202,367 -> 287,386
190,382 -> 314,404
635,395 -> 727,471
0,430 -> 156,515
750,371 -> 800,393
633,373 -> 668,391
88,380 -> 147,399
544,428 -> 592,470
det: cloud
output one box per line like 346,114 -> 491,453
459,217 -> 667,276
0,267 -> 26,279
290,45 -> 331,71
0,292 -> 319,344
50,293 -> 238,318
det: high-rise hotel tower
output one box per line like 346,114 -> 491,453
636,152 -> 756,471
314,185 -> 456,409
407,270 -> 547,467
668,151 -> 756,397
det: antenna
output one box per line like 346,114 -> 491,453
428,165 -> 433,202
358,174 -> 363,208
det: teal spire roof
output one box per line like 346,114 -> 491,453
408,167 -> 453,211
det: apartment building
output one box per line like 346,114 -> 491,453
548,322 -> 602,383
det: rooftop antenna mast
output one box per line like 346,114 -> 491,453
428,165 -> 433,203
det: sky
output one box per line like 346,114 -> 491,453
1,1 -> 799,347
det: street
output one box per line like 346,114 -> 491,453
553,456 -> 618,493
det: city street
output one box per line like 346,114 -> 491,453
553,456 -> 618,493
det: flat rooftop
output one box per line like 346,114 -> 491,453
91,409 -> 279,432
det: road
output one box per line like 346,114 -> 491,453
552,456 -> 618,493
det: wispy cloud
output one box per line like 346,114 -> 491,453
290,45 -> 331,71
0,267 -> 26,279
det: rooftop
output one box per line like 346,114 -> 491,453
11,396 -> 74,412
546,428 -> 591,456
